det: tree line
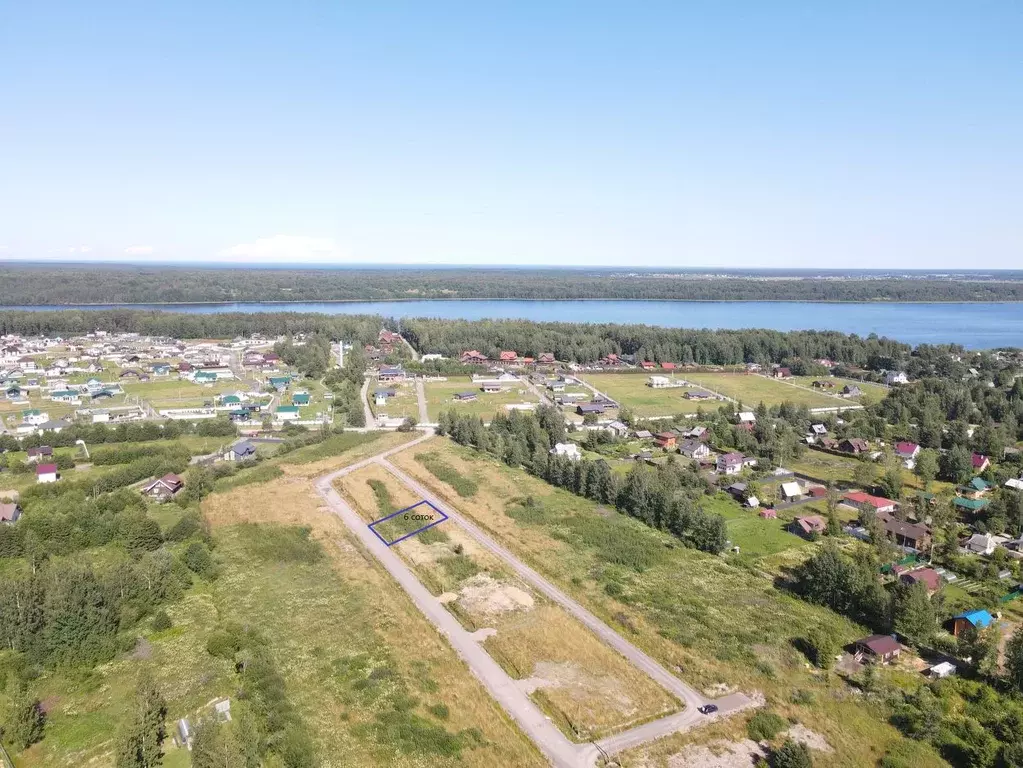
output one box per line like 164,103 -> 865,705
438,405 -> 729,554
3,264 -> 1023,303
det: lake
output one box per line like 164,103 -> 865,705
9,300 -> 1023,349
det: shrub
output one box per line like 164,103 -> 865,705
151,610 -> 172,631
427,703 -> 449,720
771,739 -> 812,768
748,710 -> 788,741
183,542 -> 218,579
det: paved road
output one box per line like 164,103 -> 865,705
316,431 -> 757,765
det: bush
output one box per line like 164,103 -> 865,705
151,610 -> 172,631
206,623 -> 245,660
416,453 -> 478,497
771,739 -> 812,768
183,542 -> 218,579
748,710 -> 788,741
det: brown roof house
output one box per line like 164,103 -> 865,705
790,515 -> 827,538
855,634 -> 902,664
900,568 -> 943,593
839,438 -> 870,455
142,473 -> 184,501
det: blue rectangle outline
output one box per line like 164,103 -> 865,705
368,500 -> 449,546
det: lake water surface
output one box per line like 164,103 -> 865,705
10,300 -> 1023,349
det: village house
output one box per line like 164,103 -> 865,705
375,388 -> 396,406
900,567 -> 943,593
143,473 -> 184,500
577,402 -> 605,417
773,367 -> 792,379
499,351 -> 518,363
634,429 -> 652,440
876,511 -> 932,551
678,438 -> 710,460
460,350 -> 489,365
780,481 -> 803,502
26,445 -> 54,463
855,634 -> 902,664
952,609 -> 993,637
843,491 -> 898,515
895,441 -> 921,468
717,452 -> 745,476
647,375 -> 671,388
36,463 -> 58,484
537,352 -> 556,365
223,440 -> 257,462
453,391 -> 477,402
607,420 -> 629,438
377,367 -> 405,383
884,371 -> 909,385
839,438 -> 870,455
790,515 -> 826,538
959,477 -> 993,499
842,384 -> 863,398
22,408 -> 49,426
550,443 -> 582,461
275,405 -> 300,421
0,502 -> 22,524
972,453 -> 991,473
654,432 -> 677,449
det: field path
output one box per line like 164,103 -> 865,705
414,377 -> 431,425
315,430 -> 757,766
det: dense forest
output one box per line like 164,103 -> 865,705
3,264 -> 1023,304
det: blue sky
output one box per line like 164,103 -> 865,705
1,2 -> 1020,268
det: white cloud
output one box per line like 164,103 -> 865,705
218,235 -> 344,263
124,245 -> 155,255
65,245 -> 93,254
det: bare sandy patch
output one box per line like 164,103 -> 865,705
530,661 -> 640,717
785,723 -> 833,753
458,573 -> 535,616
666,739 -> 766,768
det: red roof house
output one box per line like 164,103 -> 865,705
844,491 -> 898,514
499,351 -> 518,362
972,453 -> 991,472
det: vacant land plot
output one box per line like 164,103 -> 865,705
199,465 -> 544,767
336,464 -> 678,740
683,373 -> 842,410
579,374 -> 722,417
786,375 -> 889,403
701,493 -> 814,559
123,378 -> 240,408
425,378 -> 539,421
389,438 -> 940,766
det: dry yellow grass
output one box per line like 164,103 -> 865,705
335,463 -> 421,522
202,463 -> 544,767
277,430 -> 415,478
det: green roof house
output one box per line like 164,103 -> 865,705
292,392 -> 310,405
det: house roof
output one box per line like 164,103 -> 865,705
972,453 -> 989,468
793,515 -> 826,533
738,411 -> 756,422
719,451 -> 744,464
968,477 -> 992,491
857,634 -> 901,656
953,496 -> 990,511
780,481 -> 802,498
895,441 -> 920,456
902,568 -> 942,591
844,491 -> 896,508
955,609 -> 994,628
36,463 -> 57,475
276,405 -> 299,413
231,440 -> 256,455
634,430 -> 652,439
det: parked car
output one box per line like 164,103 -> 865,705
698,704 -> 718,715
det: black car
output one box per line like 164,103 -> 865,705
698,704 -> 718,715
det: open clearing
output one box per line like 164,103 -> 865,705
682,373 -> 844,410
425,377 -> 539,421
336,464 -> 680,741
578,374 -> 721,417
785,375 -> 889,403
388,437 -> 947,767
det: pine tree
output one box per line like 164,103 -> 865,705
5,695 -> 45,750
115,673 -> 167,768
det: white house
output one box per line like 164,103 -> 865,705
717,452 -> 745,475
1006,478 -> 1023,491
275,406 -> 300,421
647,375 -> 671,389
780,481 -> 803,501
738,411 -> 756,424
884,371 -> 909,385
36,464 -> 58,484
550,442 -> 582,461
22,409 -> 50,426
92,409 -> 111,423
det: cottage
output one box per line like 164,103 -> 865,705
268,375 -> 291,391
537,353 -> 556,365
953,496 -> 990,515
884,371 -> 909,385
759,508 -> 777,519
971,453 -> 991,473
50,389 -> 80,403
453,391 -> 477,402
843,491 -> 898,514
640,361 -> 655,370
143,473 -> 184,500
716,452 -> 745,476
460,350 -> 489,365
876,511 -> 932,551
22,408 -> 49,426
634,429 -> 653,440
647,375 -> 671,389
499,351 -> 518,363
546,380 -> 566,393
577,403 -> 605,416
36,463 -> 58,484
550,443 -> 582,461
737,411 -> 756,424
275,405 -> 300,421
607,420 -> 629,437
292,392 -> 310,406
1006,478 -> 1023,491
224,440 -> 257,461
839,438 -> 870,455
220,394 -> 242,406
962,532 -> 1001,555
790,515 -> 826,538
952,609 -> 994,637
654,432 -> 677,449
842,385 -> 863,397
37,419 -> 71,433
900,568 -> 942,593
895,441 -> 921,468
378,367 -> 405,383
855,634 -> 902,664
26,445 -> 54,463
678,438 -> 709,460
726,482 -> 748,500
780,481 -> 803,501
774,367 -> 792,379
0,503 -> 22,524
960,477 -> 993,499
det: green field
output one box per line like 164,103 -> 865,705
683,372 -> 847,410
369,380 -> 420,420
701,493 -> 814,559
122,378 -> 241,408
578,373 -> 721,417
786,375 -> 889,403
424,378 -> 539,421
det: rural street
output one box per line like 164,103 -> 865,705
316,430 -> 756,766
